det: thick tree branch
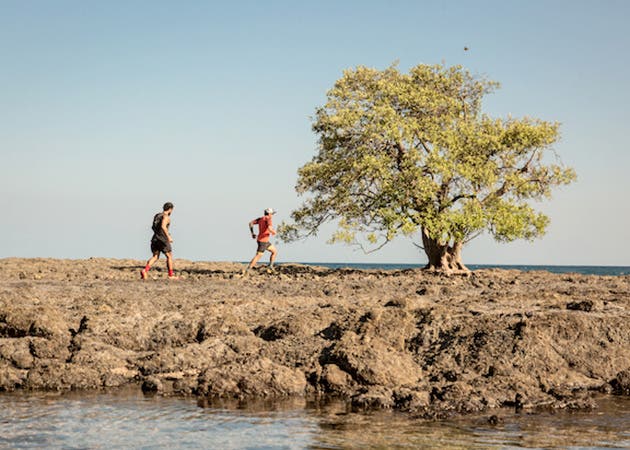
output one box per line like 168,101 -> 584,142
350,237 -> 392,254
413,241 -> 425,251
416,135 -> 432,154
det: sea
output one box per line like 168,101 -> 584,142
1,263 -> 629,449
0,390 -> 629,449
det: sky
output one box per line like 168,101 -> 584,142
1,0 -> 629,266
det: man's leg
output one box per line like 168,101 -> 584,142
267,245 -> 277,268
141,252 -> 160,279
165,252 -> 175,278
244,252 -> 264,275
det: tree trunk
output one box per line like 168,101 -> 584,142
421,228 -> 469,274
449,241 -> 469,272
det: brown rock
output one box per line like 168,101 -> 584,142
610,368 -> 630,395
0,258 -> 628,418
351,386 -> 395,410
326,332 -> 421,387
28,337 -> 70,360
0,362 -> 27,390
197,357 -> 306,399
142,376 -> 163,393
320,364 -> 353,394
26,363 -> 101,390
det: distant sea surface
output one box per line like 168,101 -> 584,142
295,263 -> 630,276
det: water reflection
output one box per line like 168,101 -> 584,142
308,397 -> 630,449
0,389 -> 628,449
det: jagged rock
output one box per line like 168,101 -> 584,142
320,363 -> 353,394
0,258 -> 628,419
324,332 -> 420,387
142,376 -> 162,393
610,368 -> 630,395
196,357 -> 306,398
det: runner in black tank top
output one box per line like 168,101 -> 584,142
141,202 -> 176,279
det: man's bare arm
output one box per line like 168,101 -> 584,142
162,215 -> 173,243
249,220 -> 256,239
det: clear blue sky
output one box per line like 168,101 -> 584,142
2,0 -> 629,265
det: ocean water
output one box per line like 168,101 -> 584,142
297,263 -> 630,276
0,390 -> 629,449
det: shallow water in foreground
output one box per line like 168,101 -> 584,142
0,390 -> 629,449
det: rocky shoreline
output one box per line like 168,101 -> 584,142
1,258 -> 629,418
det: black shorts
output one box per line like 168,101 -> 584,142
256,241 -> 272,253
151,238 -> 172,255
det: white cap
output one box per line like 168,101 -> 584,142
264,208 -> 276,215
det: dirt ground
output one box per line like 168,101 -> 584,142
1,258 -> 629,418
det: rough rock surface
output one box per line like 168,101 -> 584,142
1,258 -> 629,418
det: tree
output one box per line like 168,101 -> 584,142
279,63 -> 576,272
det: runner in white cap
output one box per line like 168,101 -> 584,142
243,208 -> 277,275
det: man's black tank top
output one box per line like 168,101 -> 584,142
152,213 -> 170,243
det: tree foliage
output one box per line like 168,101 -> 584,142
280,63 -> 576,271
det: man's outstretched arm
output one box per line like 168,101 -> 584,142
249,220 -> 257,239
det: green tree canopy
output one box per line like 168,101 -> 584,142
280,63 -> 576,272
